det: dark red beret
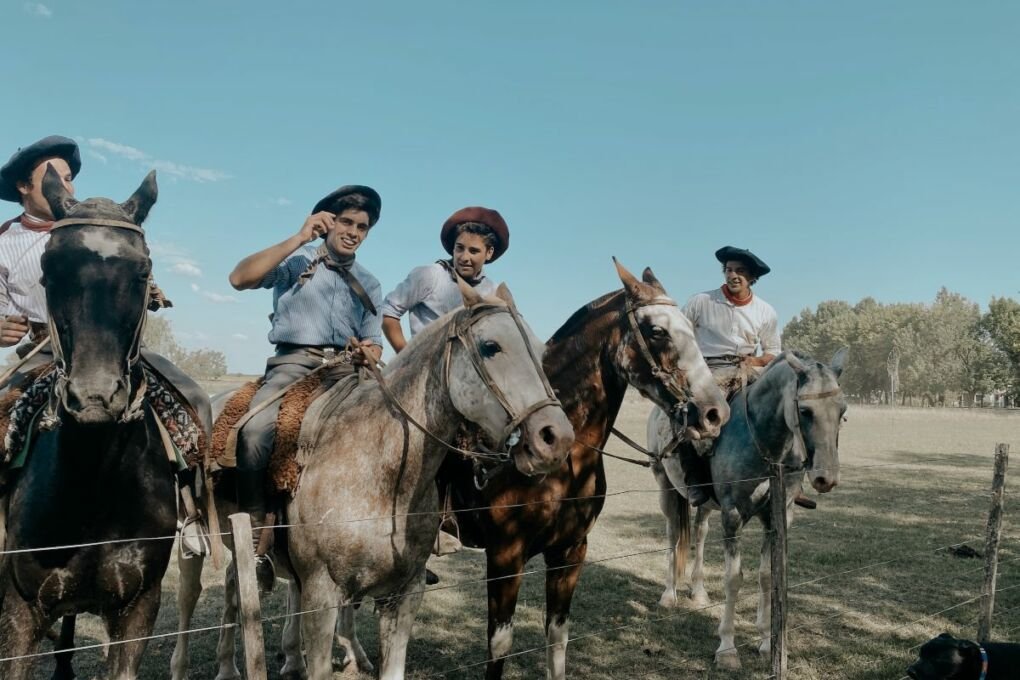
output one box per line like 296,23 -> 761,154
441,206 -> 510,262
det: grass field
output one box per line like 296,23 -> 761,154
27,398 -> 1020,679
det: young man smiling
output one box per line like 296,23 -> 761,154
229,184 -> 384,589
380,206 -> 509,353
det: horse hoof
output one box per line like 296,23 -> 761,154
214,672 -> 242,680
657,591 -> 680,608
689,592 -> 712,608
715,652 -> 741,670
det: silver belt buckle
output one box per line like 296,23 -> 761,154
321,347 -> 337,364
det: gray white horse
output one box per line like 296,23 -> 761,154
647,349 -> 847,670
171,282 -> 574,680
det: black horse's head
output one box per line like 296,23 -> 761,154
40,164 -> 157,425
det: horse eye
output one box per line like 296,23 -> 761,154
479,340 -> 502,358
650,326 -> 668,338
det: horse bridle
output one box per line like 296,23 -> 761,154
624,298 -> 694,425
744,377 -> 843,471
443,301 -> 561,453
43,217 -> 151,425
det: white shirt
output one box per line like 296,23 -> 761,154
380,262 -> 497,337
0,215 -> 51,323
682,286 -> 781,358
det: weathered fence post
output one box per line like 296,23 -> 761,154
229,512 -> 268,680
770,464 -> 788,679
977,444 -> 1009,642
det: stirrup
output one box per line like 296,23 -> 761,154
178,514 -> 211,559
432,529 -> 463,556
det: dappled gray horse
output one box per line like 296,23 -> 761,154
171,282 -> 574,680
647,349 -> 847,670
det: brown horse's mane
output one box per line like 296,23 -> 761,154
547,289 -> 624,346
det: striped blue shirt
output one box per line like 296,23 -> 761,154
259,244 -> 383,348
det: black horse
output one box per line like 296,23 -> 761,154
0,166 -> 179,680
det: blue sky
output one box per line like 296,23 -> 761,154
4,1 -> 1018,373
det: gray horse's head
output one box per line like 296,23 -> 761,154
446,281 -> 575,476
783,347 -> 848,493
40,164 -> 156,425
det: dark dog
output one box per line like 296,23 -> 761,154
907,632 -> 1020,679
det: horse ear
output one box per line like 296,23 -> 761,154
784,352 -> 807,376
641,267 -> 667,295
41,163 -> 78,220
494,282 -> 516,307
120,170 -> 158,225
613,257 -> 644,299
457,273 -> 483,308
830,346 -> 849,378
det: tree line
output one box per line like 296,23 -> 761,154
143,315 -> 228,380
781,289 -> 1020,407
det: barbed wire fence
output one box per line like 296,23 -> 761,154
0,444 -> 1011,679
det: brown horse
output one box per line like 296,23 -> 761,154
439,261 -> 730,679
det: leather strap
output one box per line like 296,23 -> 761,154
50,217 -> 145,234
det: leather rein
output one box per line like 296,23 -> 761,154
366,300 -> 561,473
42,217 -> 150,426
583,297 -> 695,467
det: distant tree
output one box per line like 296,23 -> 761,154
142,314 -> 227,379
982,296 -> 1020,398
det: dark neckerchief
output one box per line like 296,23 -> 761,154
298,243 -> 377,315
436,259 -> 485,286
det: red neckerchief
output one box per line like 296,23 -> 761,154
721,284 -> 753,307
0,213 -> 55,234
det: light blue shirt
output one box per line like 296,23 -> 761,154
380,262 -> 497,337
258,244 -> 383,348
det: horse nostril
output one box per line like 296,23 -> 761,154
540,425 -> 557,448
704,407 -> 721,426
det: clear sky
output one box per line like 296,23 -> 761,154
4,1 -> 1018,373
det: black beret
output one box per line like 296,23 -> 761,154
0,135 -> 81,203
715,246 -> 771,278
312,185 -> 381,225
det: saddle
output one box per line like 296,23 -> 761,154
210,364 -> 364,497
0,362 -> 207,483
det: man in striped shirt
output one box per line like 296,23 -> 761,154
228,184 -> 384,590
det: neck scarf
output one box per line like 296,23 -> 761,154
437,259 -> 484,286
721,284 -> 753,307
0,212 -> 55,235
297,243 -> 377,315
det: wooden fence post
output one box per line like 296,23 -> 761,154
228,512 -> 268,680
770,464 -> 788,679
977,444 -> 1009,642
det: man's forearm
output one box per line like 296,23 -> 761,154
229,234 -> 305,290
382,317 -> 408,353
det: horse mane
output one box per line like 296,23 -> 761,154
548,289 -> 624,346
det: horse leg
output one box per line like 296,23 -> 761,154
543,540 -> 587,680
377,571 -> 426,680
279,579 -> 308,680
298,568 -> 339,680
214,561 -> 243,680
655,474 -> 687,609
335,601 -> 373,675
104,582 -> 162,680
715,514 -> 743,670
0,587 -> 49,680
51,615 -> 76,680
689,506 -> 712,607
485,543 -> 527,680
170,551 -> 205,680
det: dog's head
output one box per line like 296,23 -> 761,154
907,633 -> 984,679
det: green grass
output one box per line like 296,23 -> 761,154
26,399 -> 1020,679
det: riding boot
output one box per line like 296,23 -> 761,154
678,442 -> 713,507
237,469 -> 276,593
794,492 -> 817,510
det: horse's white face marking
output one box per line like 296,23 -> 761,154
490,623 -> 514,659
81,229 -> 127,260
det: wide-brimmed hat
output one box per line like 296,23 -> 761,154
312,185 -> 381,225
715,246 -> 770,278
0,135 -> 81,203
441,206 -> 510,262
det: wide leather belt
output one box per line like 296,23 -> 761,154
272,344 -> 351,367
705,354 -> 744,368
